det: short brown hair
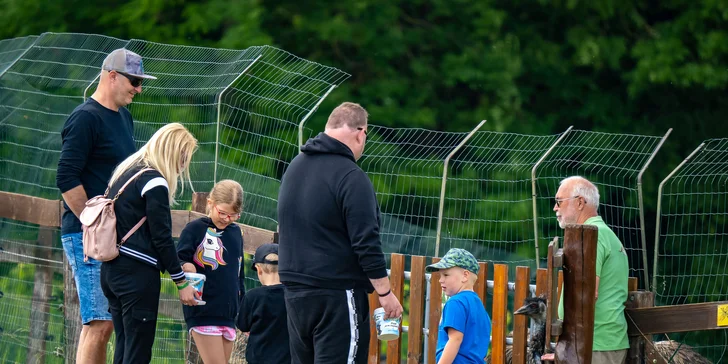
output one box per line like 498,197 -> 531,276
207,179 -> 243,214
325,102 -> 368,129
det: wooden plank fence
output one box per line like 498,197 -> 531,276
2,190 -> 727,363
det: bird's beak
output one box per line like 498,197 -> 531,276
514,305 -> 530,315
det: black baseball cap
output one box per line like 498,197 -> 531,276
251,243 -> 279,271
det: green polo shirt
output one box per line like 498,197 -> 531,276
558,216 -> 629,351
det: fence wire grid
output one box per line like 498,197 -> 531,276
1,32 -> 726,363
653,138 -> 728,361
0,32 -> 348,364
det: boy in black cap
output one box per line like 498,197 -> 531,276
237,243 -> 290,364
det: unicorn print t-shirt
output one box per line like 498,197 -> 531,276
177,217 -> 245,329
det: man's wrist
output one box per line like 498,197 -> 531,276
378,289 -> 391,297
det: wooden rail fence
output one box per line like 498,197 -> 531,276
2,190 -> 727,363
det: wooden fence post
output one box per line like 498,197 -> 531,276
512,266 -> 531,364
473,262 -> 488,309
536,268 -> 548,297
387,254 -> 405,364
369,291 -> 382,364
27,226 -> 54,364
492,264 -> 509,364
191,192 -> 208,214
626,290 -> 655,364
427,258 -> 442,364
555,224 -> 598,363
63,245 -> 80,364
407,256 -> 426,364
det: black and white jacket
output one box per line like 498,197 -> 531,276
108,166 -> 185,284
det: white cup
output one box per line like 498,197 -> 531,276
185,272 -> 206,306
373,307 -> 401,341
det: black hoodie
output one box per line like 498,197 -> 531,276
277,132 -> 388,292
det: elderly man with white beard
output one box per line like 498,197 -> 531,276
554,176 -> 630,364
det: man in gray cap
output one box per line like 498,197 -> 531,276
56,48 -> 155,364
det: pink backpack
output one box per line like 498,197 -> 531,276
79,168 -> 153,262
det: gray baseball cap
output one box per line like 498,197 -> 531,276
101,48 -> 157,80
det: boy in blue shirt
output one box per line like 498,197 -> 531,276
426,248 -> 491,364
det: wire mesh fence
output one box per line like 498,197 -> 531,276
534,129 -> 668,289
359,125 -> 471,260
1,31 -> 725,363
0,32 -> 347,363
438,130 -> 560,276
0,35 -> 39,76
653,138 -> 728,361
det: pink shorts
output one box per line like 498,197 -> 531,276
190,326 -> 236,341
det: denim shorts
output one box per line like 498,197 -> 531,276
61,232 -> 112,324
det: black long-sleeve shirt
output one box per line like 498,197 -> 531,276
56,98 -> 135,235
237,284 -> 290,364
277,132 -> 388,292
177,217 -> 245,328
108,166 -> 185,284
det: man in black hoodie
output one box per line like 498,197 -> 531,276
278,102 -> 403,364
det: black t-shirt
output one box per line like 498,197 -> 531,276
56,98 -> 135,235
237,284 -> 290,364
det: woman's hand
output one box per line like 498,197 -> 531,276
181,262 -> 196,273
178,285 -> 199,306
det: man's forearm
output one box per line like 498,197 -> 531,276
61,185 -> 88,219
369,276 -> 391,296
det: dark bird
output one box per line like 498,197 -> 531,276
485,296 -> 548,364
513,296 -> 548,364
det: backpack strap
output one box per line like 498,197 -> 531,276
119,216 -> 147,246
114,167 -> 155,247
113,168 -> 155,200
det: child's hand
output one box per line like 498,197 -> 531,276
181,262 -> 196,273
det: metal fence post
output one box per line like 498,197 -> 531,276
434,119 -> 487,258
530,126 -> 573,269
636,128 -> 671,289
297,84 -> 337,148
652,143 -> 705,293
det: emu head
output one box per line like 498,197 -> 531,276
514,295 -> 547,324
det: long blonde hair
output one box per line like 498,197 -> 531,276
109,123 -> 198,205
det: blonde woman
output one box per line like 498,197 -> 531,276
100,123 -> 199,364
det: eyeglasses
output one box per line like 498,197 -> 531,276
554,196 -> 580,207
214,205 -> 240,221
116,72 -> 143,87
357,127 -> 368,136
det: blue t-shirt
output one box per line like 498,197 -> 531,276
435,290 -> 491,363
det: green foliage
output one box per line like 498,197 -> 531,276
1,0 -> 727,360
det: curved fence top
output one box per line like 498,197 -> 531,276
0,32 -> 350,216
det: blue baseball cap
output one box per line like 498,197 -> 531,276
102,48 -> 157,80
